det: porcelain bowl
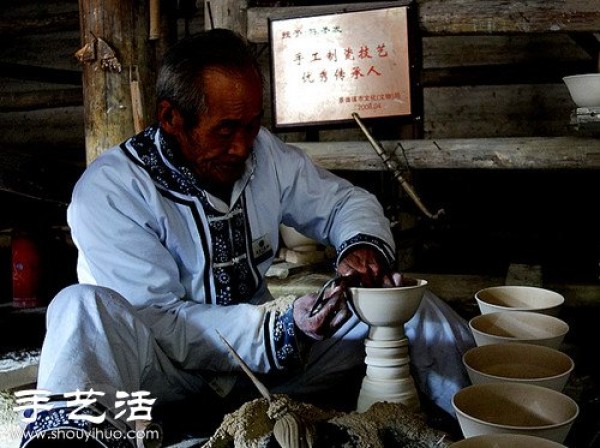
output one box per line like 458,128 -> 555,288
475,286 -> 564,316
449,434 -> 566,447
348,279 -> 427,340
469,310 -> 569,349
462,343 -> 574,391
452,382 -> 579,443
563,73 -> 600,108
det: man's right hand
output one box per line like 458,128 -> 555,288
293,285 -> 350,341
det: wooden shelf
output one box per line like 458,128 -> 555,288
570,107 -> 600,134
293,136 -> 600,171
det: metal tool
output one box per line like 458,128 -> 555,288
309,272 -> 362,317
308,274 -> 343,317
352,112 -> 444,220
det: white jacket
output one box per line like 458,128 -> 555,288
67,125 -> 394,376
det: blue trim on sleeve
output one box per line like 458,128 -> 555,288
272,304 -> 302,369
336,233 -> 395,266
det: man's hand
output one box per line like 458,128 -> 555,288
293,285 -> 351,341
337,245 -> 395,287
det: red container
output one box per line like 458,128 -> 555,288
12,232 -> 42,308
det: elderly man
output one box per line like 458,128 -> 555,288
21,29 -> 473,448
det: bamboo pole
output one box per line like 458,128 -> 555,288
149,0 -> 160,40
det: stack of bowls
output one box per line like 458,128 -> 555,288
451,285 -> 579,445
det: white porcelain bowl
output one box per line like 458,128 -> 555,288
563,73 -> 600,108
449,434 -> 566,448
475,286 -> 564,317
452,382 -> 579,443
469,311 -> 569,349
462,343 -> 574,391
348,280 -> 427,340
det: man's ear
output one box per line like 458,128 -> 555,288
157,100 -> 184,134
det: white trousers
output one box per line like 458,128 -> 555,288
37,284 -> 474,417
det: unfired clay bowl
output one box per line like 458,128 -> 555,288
462,343 -> 574,391
348,279 -> 428,340
449,433 -> 566,448
475,286 -> 564,316
469,311 -> 569,349
452,382 -> 579,443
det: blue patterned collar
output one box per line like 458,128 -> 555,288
126,125 -> 255,203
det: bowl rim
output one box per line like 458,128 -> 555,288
462,342 -> 575,383
452,383 -> 580,430
449,433 -> 568,447
475,285 -> 564,311
563,73 -> 600,81
349,278 -> 428,292
468,310 -> 570,342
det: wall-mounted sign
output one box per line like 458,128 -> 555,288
269,6 -> 413,128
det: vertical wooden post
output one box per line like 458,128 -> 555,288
204,0 -> 248,35
78,0 -> 157,165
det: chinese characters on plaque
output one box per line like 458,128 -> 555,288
269,6 -> 412,127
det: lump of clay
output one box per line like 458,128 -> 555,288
202,394 -> 453,448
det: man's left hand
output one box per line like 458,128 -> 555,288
293,285 -> 351,341
337,245 -> 394,288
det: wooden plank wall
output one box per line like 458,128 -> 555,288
0,0 -> 598,303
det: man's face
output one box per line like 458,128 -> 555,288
174,67 -> 263,191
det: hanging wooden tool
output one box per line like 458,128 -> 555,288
149,0 -> 160,40
352,113 -> 444,220
130,66 -> 145,133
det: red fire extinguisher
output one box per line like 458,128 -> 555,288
12,231 -> 43,308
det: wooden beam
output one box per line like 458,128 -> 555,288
420,61 -> 596,87
0,88 -> 82,112
245,1 -> 600,43
417,0 -> 600,36
294,136 -> 600,170
0,11 -> 79,37
0,63 -> 81,85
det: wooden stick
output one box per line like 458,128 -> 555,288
216,331 -> 272,401
149,0 -> 160,40
130,66 -> 144,133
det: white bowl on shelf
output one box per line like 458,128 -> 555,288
563,73 -> 600,108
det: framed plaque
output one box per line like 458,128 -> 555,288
269,5 -> 414,129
